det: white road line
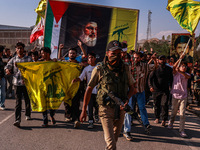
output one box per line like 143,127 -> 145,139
0,112 -> 14,125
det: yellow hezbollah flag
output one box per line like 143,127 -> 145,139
35,0 -> 47,25
108,8 -> 139,52
167,0 -> 200,35
17,61 -> 82,112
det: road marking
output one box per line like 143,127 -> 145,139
0,112 -> 14,125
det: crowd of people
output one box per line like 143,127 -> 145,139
0,40 -> 200,150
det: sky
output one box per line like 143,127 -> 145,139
0,0 -> 200,40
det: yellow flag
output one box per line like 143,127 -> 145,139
167,0 -> 200,35
35,0 -> 47,25
17,61 -> 82,112
107,8 -> 139,52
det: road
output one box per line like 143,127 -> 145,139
0,98 -> 200,150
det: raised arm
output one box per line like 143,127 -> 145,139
77,40 -> 87,58
173,53 -> 185,74
58,44 -> 64,60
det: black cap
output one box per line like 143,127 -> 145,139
107,40 -> 122,51
158,55 -> 166,60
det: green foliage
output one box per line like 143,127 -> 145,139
167,35 -> 171,41
142,40 -> 170,56
162,35 -> 165,40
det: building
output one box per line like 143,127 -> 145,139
0,24 -> 37,51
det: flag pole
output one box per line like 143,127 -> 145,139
177,37 -> 191,67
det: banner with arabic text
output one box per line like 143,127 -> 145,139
17,61 -> 82,112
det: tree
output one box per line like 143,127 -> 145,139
167,35 -> 171,41
143,41 -> 151,51
162,35 -> 165,40
142,40 -> 170,56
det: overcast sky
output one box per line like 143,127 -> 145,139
0,0 -> 199,40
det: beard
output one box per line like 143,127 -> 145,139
79,31 -> 97,47
69,56 -> 76,60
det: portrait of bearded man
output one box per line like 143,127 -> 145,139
79,21 -> 98,47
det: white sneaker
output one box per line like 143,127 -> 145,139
25,116 -> 31,120
0,107 -> 5,110
74,121 -> 80,128
180,131 -> 188,138
65,117 -> 71,122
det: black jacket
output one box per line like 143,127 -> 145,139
0,58 -> 5,78
148,65 -> 173,93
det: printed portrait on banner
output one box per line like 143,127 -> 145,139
170,33 -> 195,67
59,4 -> 112,61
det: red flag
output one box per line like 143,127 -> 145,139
30,18 -> 44,43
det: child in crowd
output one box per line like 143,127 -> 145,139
168,54 -> 191,138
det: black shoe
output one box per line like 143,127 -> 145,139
145,124 -> 152,134
13,121 -> 20,127
123,132 -> 133,141
41,124 -> 48,128
88,121 -> 94,129
94,115 -> 99,123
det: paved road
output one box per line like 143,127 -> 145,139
0,98 -> 200,150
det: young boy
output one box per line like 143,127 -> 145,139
168,54 -> 191,138
194,70 -> 200,106
72,52 -> 98,129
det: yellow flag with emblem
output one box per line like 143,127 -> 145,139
107,8 -> 139,52
35,0 -> 47,25
167,0 -> 200,35
17,61 -> 82,112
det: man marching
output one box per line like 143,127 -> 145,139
80,40 -> 135,150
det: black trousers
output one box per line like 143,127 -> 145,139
88,94 -> 98,121
152,92 -> 169,121
42,110 -> 55,124
14,86 -> 31,122
5,74 -> 13,96
64,89 -> 80,121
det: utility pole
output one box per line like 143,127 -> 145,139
147,10 -> 152,40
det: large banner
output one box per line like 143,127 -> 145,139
44,0 -> 139,61
17,61 -> 82,112
170,33 -> 195,67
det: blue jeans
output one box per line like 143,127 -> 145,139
0,77 -> 6,107
124,91 -> 149,133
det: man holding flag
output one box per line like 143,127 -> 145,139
5,42 -> 33,127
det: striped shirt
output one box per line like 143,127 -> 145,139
4,55 -> 32,86
121,54 -> 137,81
